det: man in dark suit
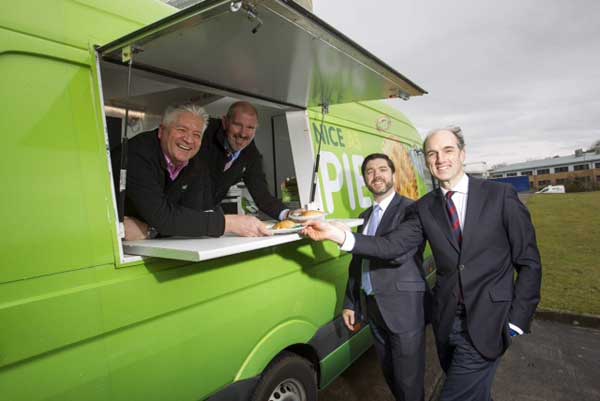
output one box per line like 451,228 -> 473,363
200,101 -> 293,220
115,103 -> 270,240
342,153 -> 428,401
303,127 -> 542,401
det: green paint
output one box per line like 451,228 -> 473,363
319,327 -> 374,388
0,2 -> 432,400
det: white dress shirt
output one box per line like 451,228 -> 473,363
440,173 -> 469,230
361,191 -> 395,235
341,191 -> 395,251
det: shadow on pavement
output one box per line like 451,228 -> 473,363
319,319 -> 600,401
318,326 -> 442,401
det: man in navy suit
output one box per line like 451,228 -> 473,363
342,153 -> 427,401
303,127 -> 542,401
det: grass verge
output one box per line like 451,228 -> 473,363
527,191 -> 600,315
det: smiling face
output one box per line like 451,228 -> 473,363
158,111 -> 205,166
364,157 -> 395,200
424,130 -> 466,189
222,109 -> 258,152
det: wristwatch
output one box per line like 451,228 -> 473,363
147,226 -> 159,239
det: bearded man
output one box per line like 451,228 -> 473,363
339,153 -> 429,401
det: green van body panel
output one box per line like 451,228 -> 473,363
318,326 -> 373,388
0,1 -> 431,400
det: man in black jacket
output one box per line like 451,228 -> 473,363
116,103 -> 270,240
342,153 -> 428,401
200,101 -> 291,220
303,127 -> 542,401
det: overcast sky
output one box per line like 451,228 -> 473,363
314,0 -> 600,167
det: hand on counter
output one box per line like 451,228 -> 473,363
124,216 -> 150,240
225,214 -> 272,237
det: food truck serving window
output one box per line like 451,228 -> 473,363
97,0 -> 425,263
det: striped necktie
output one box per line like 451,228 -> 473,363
446,191 -> 465,305
445,191 -> 462,246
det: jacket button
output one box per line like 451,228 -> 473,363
458,264 -> 465,271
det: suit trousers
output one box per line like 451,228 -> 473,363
365,295 -> 425,401
439,310 -> 501,401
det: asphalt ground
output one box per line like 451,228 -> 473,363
318,319 -> 600,401
319,326 -> 442,401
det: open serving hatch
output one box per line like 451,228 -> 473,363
96,0 -> 426,262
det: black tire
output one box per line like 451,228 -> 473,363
251,351 -> 317,401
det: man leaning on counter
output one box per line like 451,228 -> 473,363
114,102 -> 271,240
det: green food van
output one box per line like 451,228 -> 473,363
0,1 -> 432,400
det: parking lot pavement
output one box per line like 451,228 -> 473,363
491,319 -> 600,401
319,319 -> 600,401
318,326 -> 442,401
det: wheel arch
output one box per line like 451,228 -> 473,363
234,319 -> 320,382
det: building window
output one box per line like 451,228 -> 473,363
521,171 -> 532,176
574,164 -> 589,171
596,175 -> 600,183
506,172 -> 517,177
554,166 -> 568,173
538,180 -> 551,188
595,162 -> 600,169
556,178 -> 566,184
536,168 -> 550,175
491,174 -> 503,178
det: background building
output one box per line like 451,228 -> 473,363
489,149 -> 600,191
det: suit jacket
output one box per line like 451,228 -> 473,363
352,177 -> 542,359
344,194 -> 427,334
199,118 -> 286,219
113,130 -> 226,237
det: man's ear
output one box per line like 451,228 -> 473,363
157,124 -> 164,139
221,116 -> 228,129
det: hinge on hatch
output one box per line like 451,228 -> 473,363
121,45 -> 144,63
230,1 -> 263,34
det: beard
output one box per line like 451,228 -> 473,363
367,179 -> 394,196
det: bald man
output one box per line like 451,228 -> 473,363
200,101 -> 290,220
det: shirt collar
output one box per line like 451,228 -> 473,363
223,136 -> 241,158
163,152 -> 188,180
373,190 -> 395,213
441,173 -> 469,196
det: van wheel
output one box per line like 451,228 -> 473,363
252,352 -> 317,401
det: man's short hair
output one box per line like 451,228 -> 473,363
162,103 -> 210,134
361,153 -> 396,177
226,101 -> 259,120
423,126 -> 465,151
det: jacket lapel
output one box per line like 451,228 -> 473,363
358,207 -> 373,234
461,177 -> 485,252
430,188 -> 460,252
375,193 -> 401,235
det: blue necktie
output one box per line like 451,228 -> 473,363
361,204 -> 382,295
223,150 -> 234,171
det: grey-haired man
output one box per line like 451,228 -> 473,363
115,103 -> 270,240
